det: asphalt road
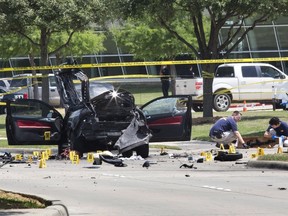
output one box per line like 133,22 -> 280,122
0,141 -> 288,216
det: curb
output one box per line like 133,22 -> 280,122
46,201 -> 69,216
229,103 -> 267,108
247,160 -> 288,170
0,202 -> 69,216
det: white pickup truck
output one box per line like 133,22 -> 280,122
175,63 -> 288,112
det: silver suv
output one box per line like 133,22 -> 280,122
8,74 -> 61,107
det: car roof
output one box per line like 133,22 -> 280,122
12,73 -> 54,78
219,63 -> 274,67
0,78 -> 11,89
0,86 -> 7,92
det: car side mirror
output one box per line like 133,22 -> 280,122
280,74 -> 286,79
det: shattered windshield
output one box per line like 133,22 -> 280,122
142,97 -> 188,115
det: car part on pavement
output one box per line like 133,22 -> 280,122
142,160 -> 150,169
214,151 -> 243,161
179,163 -> 194,168
99,154 -> 126,167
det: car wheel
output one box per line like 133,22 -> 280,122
122,150 -> 133,158
135,144 -> 149,158
213,94 -> 231,112
192,104 -> 203,112
68,132 -> 84,158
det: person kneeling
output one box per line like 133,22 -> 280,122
209,111 -> 249,149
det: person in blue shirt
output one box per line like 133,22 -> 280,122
264,117 -> 288,147
209,111 -> 249,148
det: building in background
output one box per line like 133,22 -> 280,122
1,17 -> 288,79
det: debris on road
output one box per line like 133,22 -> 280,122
169,153 -> 189,158
99,155 -> 126,167
179,164 -> 194,169
142,161 -> 150,169
214,151 -> 243,161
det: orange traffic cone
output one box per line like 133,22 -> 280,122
243,100 -> 247,112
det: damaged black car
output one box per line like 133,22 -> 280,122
5,62 -> 192,158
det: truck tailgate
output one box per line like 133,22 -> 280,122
175,78 -> 202,96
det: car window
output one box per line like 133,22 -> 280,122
260,66 -> 281,78
89,83 -> 114,98
215,66 -> 235,77
0,80 -> 5,87
49,76 -> 57,87
142,97 -> 188,115
242,66 -> 258,77
10,77 -> 28,87
33,75 -> 56,87
10,100 -> 52,118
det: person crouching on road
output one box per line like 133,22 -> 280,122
209,111 -> 249,148
264,117 -> 288,147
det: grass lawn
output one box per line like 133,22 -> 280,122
113,82 -> 163,106
191,109 -> 288,141
0,108 -> 287,148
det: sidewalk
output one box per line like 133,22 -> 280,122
0,202 -> 69,216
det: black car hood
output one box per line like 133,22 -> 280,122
90,88 -> 136,120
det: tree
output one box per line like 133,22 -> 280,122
107,0 -> 286,117
111,16 -> 205,94
0,30 -> 106,100
49,31 -> 106,64
111,17 -> 199,60
0,0 -> 107,104
0,32 -> 41,99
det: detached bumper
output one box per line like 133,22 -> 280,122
114,116 -> 152,153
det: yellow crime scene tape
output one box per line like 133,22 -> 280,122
1,56 -> 288,103
1,56 -> 288,72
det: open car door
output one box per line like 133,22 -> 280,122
141,95 -> 192,142
6,99 -> 64,146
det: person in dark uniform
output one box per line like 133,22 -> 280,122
209,111 -> 249,148
160,65 -> 170,97
264,117 -> 288,147
189,66 -> 195,78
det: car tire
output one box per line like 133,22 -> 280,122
122,150 -> 133,158
68,132 -> 84,158
214,151 -> 243,161
213,94 -> 231,112
135,144 -> 149,158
